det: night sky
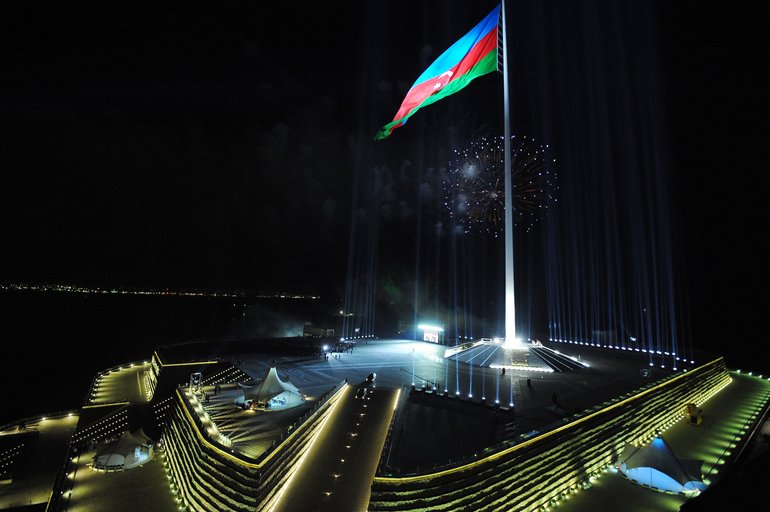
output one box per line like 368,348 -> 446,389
1,2 -> 766,348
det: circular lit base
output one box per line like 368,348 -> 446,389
502,337 -> 526,350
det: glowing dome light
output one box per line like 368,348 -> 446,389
502,337 -> 525,350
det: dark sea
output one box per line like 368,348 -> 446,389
0,290 -> 341,426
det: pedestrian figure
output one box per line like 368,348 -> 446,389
527,378 -> 532,389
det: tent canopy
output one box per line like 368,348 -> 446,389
94,429 -> 153,470
238,367 -> 303,408
617,436 -> 705,493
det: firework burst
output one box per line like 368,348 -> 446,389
444,135 -> 558,236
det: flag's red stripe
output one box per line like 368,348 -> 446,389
391,27 -> 498,123
451,27 -> 498,88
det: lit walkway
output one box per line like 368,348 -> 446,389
87,361 -> 151,405
276,385 -> 398,512
0,413 -> 79,509
63,450 -> 177,512
558,371 -> 770,512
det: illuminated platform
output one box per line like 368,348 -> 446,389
446,340 -> 589,372
0,413 -> 79,510
86,360 -> 152,406
185,384 -> 316,460
5,337 -> 769,512
164,381 -> 347,511
368,358 -> 734,511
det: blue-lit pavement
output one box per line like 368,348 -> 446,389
236,339 -> 681,475
447,341 -> 587,372
449,342 -> 505,367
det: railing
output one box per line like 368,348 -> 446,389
379,385 -> 409,473
0,410 -> 78,433
377,358 -> 727,477
700,376 -> 770,485
177,378 -> 347,466
45,418 -> 82,512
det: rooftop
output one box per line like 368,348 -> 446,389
189,385 -> 316,461
4,337 -> 767,511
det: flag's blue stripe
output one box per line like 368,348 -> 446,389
412,4 -> 500,87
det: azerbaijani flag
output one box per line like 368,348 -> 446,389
375,4 -> 500,140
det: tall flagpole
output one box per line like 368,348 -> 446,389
501,0 -> 518,345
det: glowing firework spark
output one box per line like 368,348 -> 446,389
444,135 -> 558,235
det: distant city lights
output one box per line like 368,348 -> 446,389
1,282 -> 320,300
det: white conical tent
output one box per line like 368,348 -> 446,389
617,436 -> 705,494
239,367 -> 304,410
93,429 -> 154,471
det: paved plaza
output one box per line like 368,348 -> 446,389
230,339 -> 689,473
2,338 -> 768,511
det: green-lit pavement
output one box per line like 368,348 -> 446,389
557,371 -> 770,512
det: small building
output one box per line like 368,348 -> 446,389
303,323 -> 335,337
